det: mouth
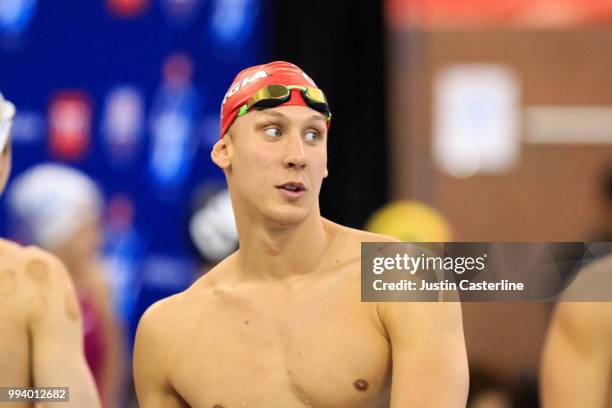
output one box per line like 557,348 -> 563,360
276,181 -> 306,199
276,182 -> 306,192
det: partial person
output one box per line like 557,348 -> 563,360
7,164 -> 128,408
188,185 -> 238,275
134,61 -> 469,407
541,253 -> 612,407
0,94 -> 101,407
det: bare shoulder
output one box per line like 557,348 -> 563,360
0,240 -> 81,332
137,292 -> 186,338
137,256 -> 234,338
323,219 -> 399,245
1,239 -> 66,273
562,255 -> 612,299
321,220 -> 401,275
134,258 -> 234,393
134,291 -> 188,385
583,253 -> 612,273
333,223 -> 463,330
553,301 -> 612,345
554,255 -> 612,339
0,237 -> 22,255
134,286 -> 198,404
0,239 -> 72,293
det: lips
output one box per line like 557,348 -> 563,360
276,182 -> 306,192
276,181 -> 306,199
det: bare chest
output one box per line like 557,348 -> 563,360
171,276 -> 391,408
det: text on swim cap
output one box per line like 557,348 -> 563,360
222,70 -> 269,106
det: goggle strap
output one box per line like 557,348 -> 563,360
237,104 -> 249,117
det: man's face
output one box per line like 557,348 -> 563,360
0,141 -> 11,194
217,105 -> 329,225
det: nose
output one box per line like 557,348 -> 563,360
282,132 -> 306,170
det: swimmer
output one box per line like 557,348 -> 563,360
0,94 -> 101,407
7,164 -> 127,408
134,62 -> 469,407
541,253 -> 612,407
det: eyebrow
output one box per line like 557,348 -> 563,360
256,109 -> 326,123
307,114 -> 327,124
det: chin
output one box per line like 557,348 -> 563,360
263,202 -> 312,227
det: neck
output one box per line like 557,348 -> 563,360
234,208 -> 333,282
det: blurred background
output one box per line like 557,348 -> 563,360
1,0 -> 612,407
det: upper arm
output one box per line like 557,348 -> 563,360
541,302 -> 612,408
133,300 -> 185,408
379,301 -> 469,407
26,250 -> 101,408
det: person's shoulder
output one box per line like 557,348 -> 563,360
319,220 -> 400,278
138,292 -> 185,332
579,254 -> 612,276
323,219 -> 399,245
324,219 -> 400,264
137,262 -> 230,334
0,237 -> 22,255
0,240 -> 75,324
560,254 -> 612,302
186,252 -> 239,293
1,238 -> 58,264
553,301 -> 612,347
554,256 -> 612,340
133,293 -> 190,387
140,253 -> 239,329
0,239 -> 71,285
134,292 -> 187,361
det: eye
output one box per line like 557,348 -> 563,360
264,127 -> 282,137
304,130 -> 320,142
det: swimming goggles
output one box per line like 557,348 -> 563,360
237,84 -> 331,122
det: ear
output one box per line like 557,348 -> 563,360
211,136 -> 232,170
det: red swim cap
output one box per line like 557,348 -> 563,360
219,61 -> 328,138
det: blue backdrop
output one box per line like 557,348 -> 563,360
0,0 -> 269,343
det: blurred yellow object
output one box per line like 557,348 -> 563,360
365,201 -> 452,242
